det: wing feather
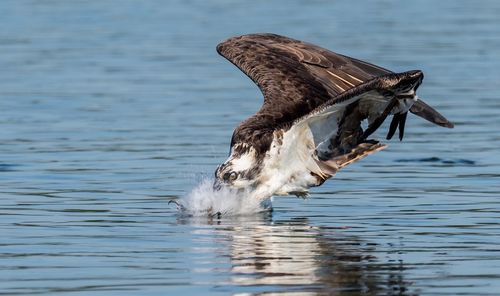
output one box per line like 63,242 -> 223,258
410,99 -> 454,128
217,33 -> 453,155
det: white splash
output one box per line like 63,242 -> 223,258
173,179 -> 272,216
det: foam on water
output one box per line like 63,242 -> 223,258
174,179 -> 272,216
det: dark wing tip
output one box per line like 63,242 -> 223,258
386,112 -> 408,141
216,36 -> 238,55
386,113 -> 400,140
410,99 -> 454,128
216,35 -> 243,56
443,121 -> 455,128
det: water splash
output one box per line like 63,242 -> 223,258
172,179 -> 272,217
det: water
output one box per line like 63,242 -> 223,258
1,0 -> 500,295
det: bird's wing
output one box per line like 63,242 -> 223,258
217,33 -> 388,126
272,70 -> 418,179
217,33 -> 452,156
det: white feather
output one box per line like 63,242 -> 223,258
230,149 -> 256,172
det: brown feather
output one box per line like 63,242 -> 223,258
217,33 -> 453,155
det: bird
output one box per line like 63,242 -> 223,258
213,33 -> 453,200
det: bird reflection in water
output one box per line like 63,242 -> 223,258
179,214 -> 415,295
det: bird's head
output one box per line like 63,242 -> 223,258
213,144 -> 262,192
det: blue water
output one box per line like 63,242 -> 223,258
1,0 -> 500,295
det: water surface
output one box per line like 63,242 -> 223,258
1,0 -> 500,295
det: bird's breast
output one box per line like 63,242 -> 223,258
256,127 -> 323,197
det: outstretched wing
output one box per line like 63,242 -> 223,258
217,33 -> 388,128
217,33 -> 452,155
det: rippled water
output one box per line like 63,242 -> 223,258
1,0 -> 500,295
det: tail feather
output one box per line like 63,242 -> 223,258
335,141 -> 387,169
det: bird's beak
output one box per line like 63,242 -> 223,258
213,179 -> 222,191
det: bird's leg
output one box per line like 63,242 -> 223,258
362,97 -> 398,140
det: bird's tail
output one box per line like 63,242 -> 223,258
317,140 -> 387,176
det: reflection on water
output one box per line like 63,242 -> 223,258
180,215 -> 413,295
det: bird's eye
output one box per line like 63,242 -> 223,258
223,171 -> 238,182
229,171 -> 238,181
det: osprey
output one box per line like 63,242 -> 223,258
213,33 -> 453,200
